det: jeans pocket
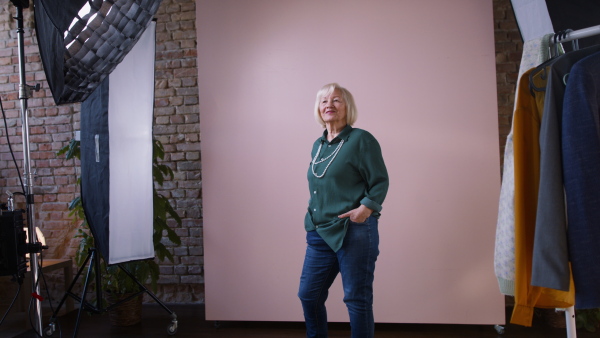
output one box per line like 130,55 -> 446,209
349,216 -> 371,226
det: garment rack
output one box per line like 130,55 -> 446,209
550,24 -> 600,45
545,23 -> 600,338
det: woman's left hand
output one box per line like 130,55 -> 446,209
338,205 -> 373,223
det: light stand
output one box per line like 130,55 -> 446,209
12,0 -> 44,334
44,248 -> 178,337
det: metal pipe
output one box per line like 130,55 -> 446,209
15,5 -> 43,333
550,24 -> 600,45
565,306 -> 577,338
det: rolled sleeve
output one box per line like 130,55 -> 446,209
360,197 -> 382,212
358,136 -> 389,212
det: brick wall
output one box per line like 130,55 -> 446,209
0,0 -> 203,304
152,0 -> 203,302
0,0 -> 520,305
493,0 -> 523,170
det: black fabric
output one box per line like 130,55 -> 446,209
545,0 -> 600,51
0,211 -> 26,277
36,0 -> 88,32
33,0 -> 162,104
33,0 -> 73,105
80,77 -> 111,261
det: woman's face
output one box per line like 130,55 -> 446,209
319,89 -> 347,126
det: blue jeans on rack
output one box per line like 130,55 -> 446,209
298,216 -> 379,338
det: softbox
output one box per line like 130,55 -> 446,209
34,0 -> 162,105
80,21 -> 156,265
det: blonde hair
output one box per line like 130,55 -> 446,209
313,83 -> 357,127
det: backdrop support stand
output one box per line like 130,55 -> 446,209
44,248 -> 178,337
13,2 -> 43,334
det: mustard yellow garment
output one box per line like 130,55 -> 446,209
510,68 -> 574,327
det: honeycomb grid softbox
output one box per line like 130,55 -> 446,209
34,0 -> 163,105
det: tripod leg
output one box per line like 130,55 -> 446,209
94,248 -> 102,310
72,249 -> 97,338
117,264 -> 175,315
45,250 -> 94,336
117,264 -> 178,335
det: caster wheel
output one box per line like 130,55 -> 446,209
167,322 -> 178,335
43,325 -> 55,337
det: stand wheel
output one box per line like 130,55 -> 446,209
494,324 -> 505,334
43,323 -> 55,337
167,320 -> 178,335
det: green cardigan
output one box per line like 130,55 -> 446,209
304,125 -> 389,252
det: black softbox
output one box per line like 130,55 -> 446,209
32,1 -> 160,264
34,0 -> 162,104
79,21 -> 156,265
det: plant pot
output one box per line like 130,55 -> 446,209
104,292 -> 143,326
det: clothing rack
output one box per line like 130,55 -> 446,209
547,23 -> 600,338
550,24 -> 600,45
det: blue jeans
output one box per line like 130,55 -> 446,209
298,216 -> 379,338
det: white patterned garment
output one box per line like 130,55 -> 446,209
494,34 -> 554,296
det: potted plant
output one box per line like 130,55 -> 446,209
576,308 -> 600,332
58,138 -> 181,326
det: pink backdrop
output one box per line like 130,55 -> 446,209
198,0 -> 505,324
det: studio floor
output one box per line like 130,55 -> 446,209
0,303 -> 597,338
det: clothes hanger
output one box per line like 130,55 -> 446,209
564,29 -> 579,51
529,31 -> 564,95
558,29 -> 580,85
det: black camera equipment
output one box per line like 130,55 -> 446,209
5,1 -> 177,336
0,208 -> 48,277
0,209 -> 27,278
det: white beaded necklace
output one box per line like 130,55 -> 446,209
311,140 -> 344,178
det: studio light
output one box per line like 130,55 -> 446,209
3,0 -> 164,334
34,0 -> 162,104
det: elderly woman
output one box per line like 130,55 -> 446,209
298,83 -> 389,338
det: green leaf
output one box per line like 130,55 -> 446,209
56,145 -> 69,156
57,139 -> 81,160
154,242 -> 167,261
165,204 -> 182,226
154,193 -> 167,219
154,215 -> 168,231
153,166 -> 164,186
165,226 -> 182,245
68,196 -> 82,210
153,139 -> 165,160
159,164 -> 173,180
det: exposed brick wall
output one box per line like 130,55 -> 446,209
493,0 -> 523,170
0,0 -> 202,304
152,0 -> 203,302
0,0 -> 520,306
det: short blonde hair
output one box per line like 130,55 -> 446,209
313,83 -> 357,127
